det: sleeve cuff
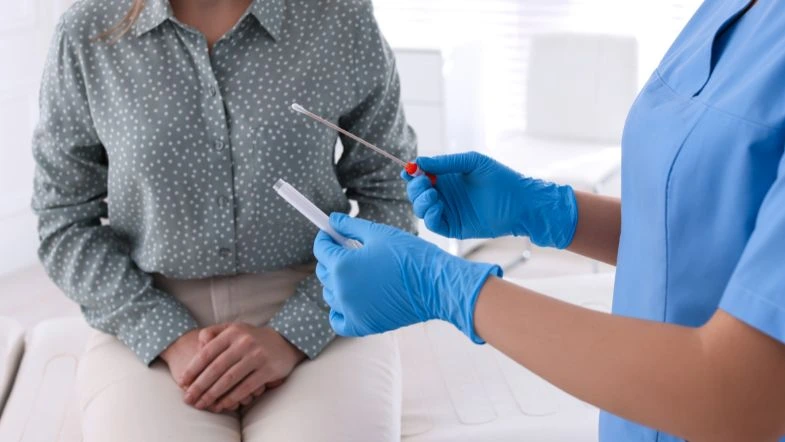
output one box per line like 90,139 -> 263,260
268,274 -> 336,359
114,295 -> 199,365
719,282 -> 785,346
466,263 -> 504,345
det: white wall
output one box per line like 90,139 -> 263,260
0,0 -> 75,277
373,0 -> 703,140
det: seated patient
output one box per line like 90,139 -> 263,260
31,0 -> 415,440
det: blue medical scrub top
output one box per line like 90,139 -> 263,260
605,0 -> 785,440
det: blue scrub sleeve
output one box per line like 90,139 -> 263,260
720,150 -> 785,344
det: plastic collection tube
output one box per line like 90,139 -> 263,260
273,179 -> 362,249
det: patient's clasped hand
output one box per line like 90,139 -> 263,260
162,323 -> 304,413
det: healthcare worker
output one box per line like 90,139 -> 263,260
313,0 -> 785,441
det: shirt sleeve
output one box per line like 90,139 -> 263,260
719,149 -> 785,344
268,2 -> 416,358
31,19 -> 198,365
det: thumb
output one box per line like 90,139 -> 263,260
417,152 -> 485,175
330,213 -> 403,244
329,213 -> 376,241
313,230 -> 349,265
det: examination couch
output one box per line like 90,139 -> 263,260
0,273 -> 614,441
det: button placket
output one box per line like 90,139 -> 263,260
185,30 -> 237,272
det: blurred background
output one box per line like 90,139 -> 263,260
0,1 -> 702,440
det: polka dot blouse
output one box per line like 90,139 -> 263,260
31,0 -> 417,364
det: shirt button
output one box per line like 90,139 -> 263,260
207,85 -> 217,97
219,248 -> 232,258
215,141 -> 225,151
217,195 -> 230,208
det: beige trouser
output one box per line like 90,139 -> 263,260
76,267 -> 402,442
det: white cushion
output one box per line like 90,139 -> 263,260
399,273 -> 615,442
0,317 -> 89,442
0,317 -> 24,416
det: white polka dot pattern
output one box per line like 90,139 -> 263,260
31,0 -> 416,363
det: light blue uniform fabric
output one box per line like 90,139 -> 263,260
606,0 -> 785,440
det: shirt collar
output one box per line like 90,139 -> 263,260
133,0 -> 285,41
248,0 -> 285,41
133,0 -> 172,37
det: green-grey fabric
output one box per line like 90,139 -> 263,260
31,0 -> 416,364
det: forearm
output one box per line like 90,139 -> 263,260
37,221 -> 198,363
565,191 -> 621,265
474,277 -> 785,441
34,147 -> 197,364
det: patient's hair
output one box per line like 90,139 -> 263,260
98,0 -> 145,42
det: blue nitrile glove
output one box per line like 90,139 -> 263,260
313,213 -> 502,342
403,152 -> 578,248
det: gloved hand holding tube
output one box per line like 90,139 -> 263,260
313,213 -> 502,342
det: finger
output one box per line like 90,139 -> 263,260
329,213 -> 400,241
329,309 -> 359,337
322,287 -> 339,310
400,169 -> 414,182
185,342 -> 244,406
265,379 -> 284,390
221,384 -> 265,414
313,230 -> 349,264
215,371 -> 269,413
241,385 -> 268,410
406,175 -> 433,203
181,331 -> 233,387
423,202 -> 447,234
245,384 -> 268,407
193,355 -> 255,410
328,213 -> 374,241
417,152 -> 484,175
315,262 -> 330,286
412,188 -> 439,219
198,323 -> 231,348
